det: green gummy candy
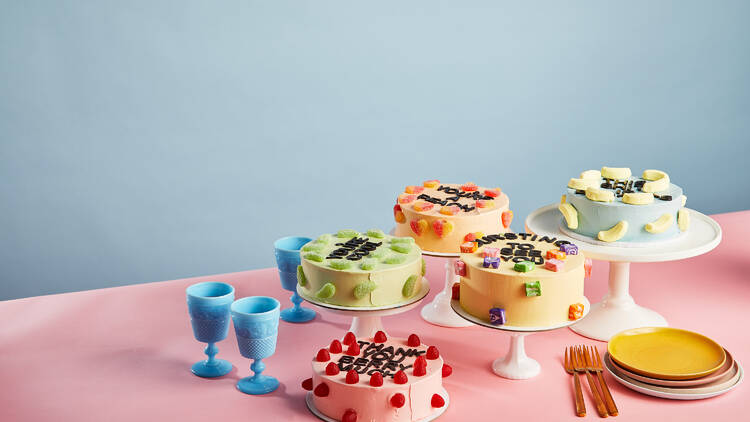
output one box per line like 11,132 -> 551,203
297,265 -> 307,286
383,254 -> 407,265
302,243 -> 324,252
360,259 -> 377,271
315,234 -> 332,244
390,243 -> 411,254
329,260 -> 352,270
421,258 -> 426,276
353,280 -> 378,299
525,280 -> 541,297
366,229 -> 385,239
304,253 -> 324,262
402,275 -> 418,297
336,229 -> 359,238
514,261 -> 535,272
390,237 -> 415,245
369,248 -> 387,258
316,282 -> 336,299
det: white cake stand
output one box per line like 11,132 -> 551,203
525,204 -> 721,341
297,280 -> 429,337
419,250 -> 475,328
451,298 -> 590,379
305,387 -> 450,422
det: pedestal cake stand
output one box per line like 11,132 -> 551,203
297,281 -> 429,338
419,251 -> 475,328
451,298 -> 590,379
525,204 -> 721,341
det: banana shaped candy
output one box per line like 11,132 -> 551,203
645,213 -> 674,234
678,208 -> 690,232
568,178 -> 598,190
580,169 -> 601,180
622,192 -> 654,205
558,203 -> 579,229
601,167 -> 631,180
598,220 -> 628,242
642,169 -> 670,193
585,187 -> 615,202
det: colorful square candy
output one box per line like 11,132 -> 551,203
560,243 -> 578,255
546,249 -> 566,260
454,260 -> 466,276
482,247 -> 500,258
483,257 -> 500,269
584,258 -> 593,277
545,259 -> 564,272
513,261 -> 535,272
525,281 -> 541,297
569,303 -> 584,320
489,308 -> 506,325
460,242 -> 478,253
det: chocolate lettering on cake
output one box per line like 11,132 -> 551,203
326,237 -> 383,261
337,341 -> 425,378
599,178 -> 671,201
409,185 -> 494,213
474,233 -> 571,265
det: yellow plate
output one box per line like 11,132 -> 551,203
608,327 -> 726,380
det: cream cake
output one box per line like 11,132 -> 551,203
456,232 -> 588,327
302,331 -> 451,422
298,230 -> 425,307
559,167 -> 689,244
393,180 -> 513,254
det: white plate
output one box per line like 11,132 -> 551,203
297,278 -> 430,312
604,351 -> 744,400
305,388 -> 449,422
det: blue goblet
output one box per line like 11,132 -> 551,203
186,281 -> 235,378
231,296 -> 281,395
274,236 -> 316,323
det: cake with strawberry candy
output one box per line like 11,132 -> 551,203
455,232 -> 590,327
302,331 -> 451,422
297,230 -> 425,307
393,180 -> 513,254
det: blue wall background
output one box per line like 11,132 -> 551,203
2,1 -> 749,300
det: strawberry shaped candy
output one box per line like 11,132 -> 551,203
325,362 -> 340,375
342,409 -> 358,422
373,331 -> 387,343
329,339 -> 343,353
407,334 -> 421,347
410,219 -> 429,236
342,332 -> 356,346
345,370 -> 359,384
390,393 -> 406,408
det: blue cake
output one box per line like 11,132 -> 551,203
558,167 -> 689,244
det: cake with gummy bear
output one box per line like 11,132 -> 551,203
456,232 -> 589,327
298,230 -> 425,308
302,331 -> 451,422
393,180 -> 512,254
559,167 -> 689,244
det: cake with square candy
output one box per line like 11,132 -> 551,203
455,232 -> 588,327
559,167 -> 689,244
297,230 -> 425,307
392,180 -> 513,253
301,331 -> 451,422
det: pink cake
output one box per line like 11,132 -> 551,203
302,331 -> 452,422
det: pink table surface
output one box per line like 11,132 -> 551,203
1,211 -> 749,422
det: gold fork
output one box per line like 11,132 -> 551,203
564,346 -> 586,417
586,345 -> 619,416
573,346 -> 608,417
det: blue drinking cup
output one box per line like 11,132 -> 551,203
186,281 -> 235,377
274,236 -> 316,323
231,296 -> 281,395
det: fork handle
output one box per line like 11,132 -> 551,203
584,371 -> 608,417
597,371 -> 619,416
573,373 -> 586,417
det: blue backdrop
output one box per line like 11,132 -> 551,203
2,1 -> 749,300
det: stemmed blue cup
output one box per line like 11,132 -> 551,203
231,296 -> 281,395
186,281 -> 235,378
274,236 -> 316,323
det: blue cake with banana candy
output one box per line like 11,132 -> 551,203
558,167 -> 689,245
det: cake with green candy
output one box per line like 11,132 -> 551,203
298,229 -> 426,307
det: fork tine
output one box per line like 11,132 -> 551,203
564,346 -> 569,368
592,346 -> 601,368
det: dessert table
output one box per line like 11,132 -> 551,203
1,211 -> 749,422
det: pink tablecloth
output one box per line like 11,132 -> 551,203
1,211 -> 749,422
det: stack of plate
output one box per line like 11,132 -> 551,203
605,327 -> 743,400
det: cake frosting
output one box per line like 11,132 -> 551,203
298,230 -> 425,307
393,181 -> 512,254
302,331 -> 451,422
456,232 -> 587,327
559,167 -> 689,244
